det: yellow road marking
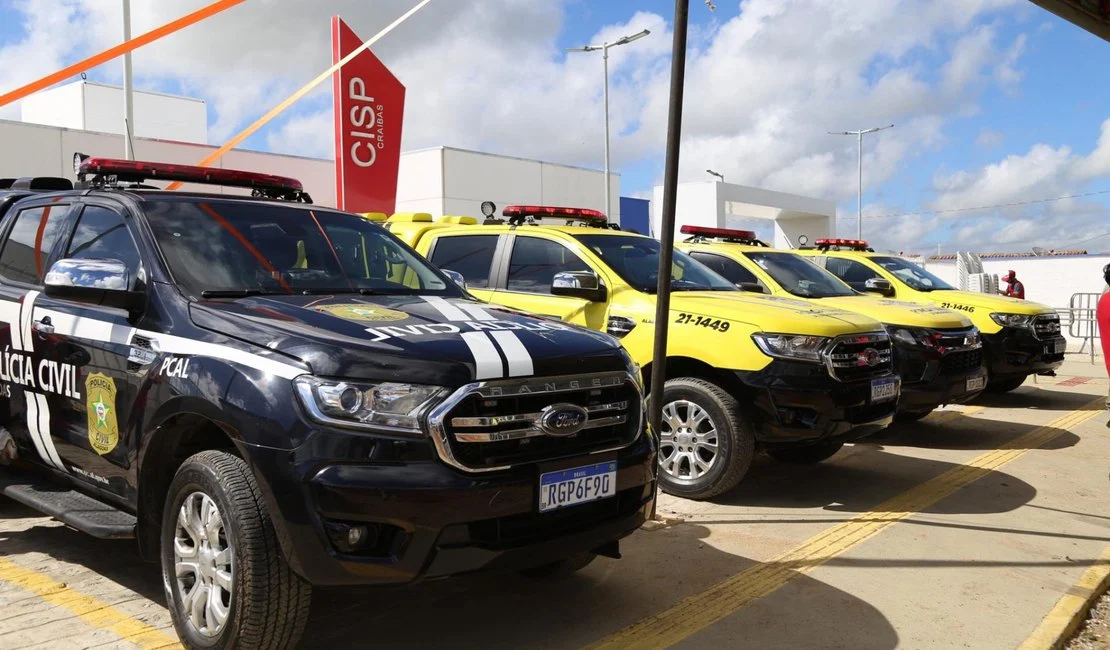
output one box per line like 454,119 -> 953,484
1019,543 -> 1110,650
587,399 -> 1105,650
0,556 -> 180,649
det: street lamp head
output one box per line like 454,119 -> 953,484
615,29 -> 651,46
566,45 -> 600,53
706,169 -> 724,182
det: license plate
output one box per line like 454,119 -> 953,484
870,376 -> 899,403
539,462 -> 616,513
966,374 -> 986,392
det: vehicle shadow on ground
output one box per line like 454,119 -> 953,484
303,522 -> 899,650
0,501 -> 165,606
0,502 -> 899,649
711,443 -> 1038,516
876,413 -> 1080,451
972,386 -> 1103,411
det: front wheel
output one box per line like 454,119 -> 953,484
655,378 -> 755,500
162,450 -> 311,650
766,441 -> 844,464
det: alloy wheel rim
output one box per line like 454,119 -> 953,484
174,491 -> 233,637
658,399 -> 719,482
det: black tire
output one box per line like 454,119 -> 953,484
766,441 -> 844,464
161,450 -> 311,650
518,552 -> 597,579
894,408 -> 934,423
654,377 -> 755,500
987,376 -> 1026,393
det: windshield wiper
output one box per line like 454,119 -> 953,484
201,289 -> 289,298
298,288 -> 359,295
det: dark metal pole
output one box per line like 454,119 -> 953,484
648,0 -> 689,518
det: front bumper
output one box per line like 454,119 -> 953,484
982,328 -> 1065,380
894,345 -> 987,412
737,361 -> 899,444
244,431 -> 655,587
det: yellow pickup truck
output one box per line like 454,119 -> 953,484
675,226 -> 985,421
796,239 -> 1065,393
387,206 -> 903,500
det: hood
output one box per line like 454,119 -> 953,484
814,296 -> 972,329
189,294 -> 626,386
923,290 -> 1054,316
669,292 -> 884,336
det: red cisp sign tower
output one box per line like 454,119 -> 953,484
331,16 -> 406,214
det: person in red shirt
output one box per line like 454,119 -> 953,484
1098,263 -> 1110,426
1000,270 -> 1025,299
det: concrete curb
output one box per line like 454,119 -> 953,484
1019,544 -> 1110,650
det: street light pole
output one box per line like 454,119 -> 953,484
122,0 -> 135,160
603,43 -> 611,223
567,29 -> 651,222
706,169 -> 724,182
829,124 -> 893,239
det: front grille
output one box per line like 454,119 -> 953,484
1032,314 -> 1061,340
428,372 -> 642,472
824,333 -> 894,382
940,348 -> 983,375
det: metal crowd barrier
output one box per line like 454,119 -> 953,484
1063,293 -> 1102,364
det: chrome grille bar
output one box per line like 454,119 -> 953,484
450,401 -> 628,428
455,414 -> 629,443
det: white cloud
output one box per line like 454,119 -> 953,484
976,128 -> 1004,148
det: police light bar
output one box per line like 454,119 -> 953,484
76,156 -> 305,196
502,205 -> 608,221
680,225 -> 759,241
815,238 -> 870,250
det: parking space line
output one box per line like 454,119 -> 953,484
0,556 -> 180,649
586,399 -> 1105,650
1019,542 -> 1110,650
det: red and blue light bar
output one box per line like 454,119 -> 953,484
680,225 -> 759,241
502,205 -> 608,221
76,156 -> 304,193
815,238 -> 871,250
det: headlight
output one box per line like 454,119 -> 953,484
752,333 -> 831,363
293,376 -> 446,434
990,313 -> 1033,329
607,315 -> 637,338
886,325 -> 928,347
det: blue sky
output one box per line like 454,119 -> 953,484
0,0 -> 1107,253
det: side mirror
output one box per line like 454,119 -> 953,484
863,277 -> 895,297
551,271 -> 607,302
441,269 -> 467,289
44,259 -> 143,312
736,282 -> 767,294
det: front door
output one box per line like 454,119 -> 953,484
491,234 -> 609,331
34,203 -> 149,501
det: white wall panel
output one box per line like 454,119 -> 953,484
19,83 -> 85,130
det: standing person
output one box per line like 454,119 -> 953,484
1098,263 -> 1110,426
1000,270 -> 1025,299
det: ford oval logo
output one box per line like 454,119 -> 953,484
537,403 -> 589,437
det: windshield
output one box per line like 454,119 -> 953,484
575,234 -> 736,293
745,252 -> 856,298
871,255 -> 954,291
142,198 -> 460,298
